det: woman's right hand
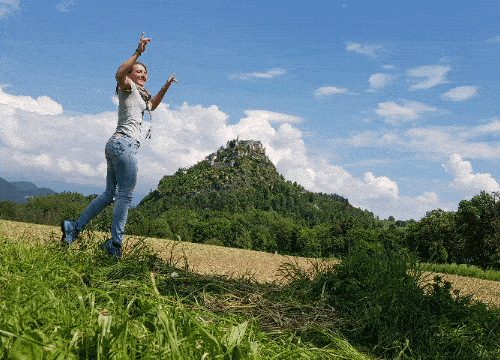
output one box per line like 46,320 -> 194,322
136,33 -> 151,55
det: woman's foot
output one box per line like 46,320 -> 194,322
61,221 -> 79,246
102,239 -> 122,259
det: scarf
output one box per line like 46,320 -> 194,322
136,85 -> 153,139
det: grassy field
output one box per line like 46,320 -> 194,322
0,220 -> 372,359
1,219 -> 499,306
1,219 -> 500,359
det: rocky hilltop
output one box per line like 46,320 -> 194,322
205,139 -> 268,168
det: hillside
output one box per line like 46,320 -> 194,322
138,139 -> 376,228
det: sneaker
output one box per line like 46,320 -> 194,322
61,220 -> 79,246
102,239 -> 122,259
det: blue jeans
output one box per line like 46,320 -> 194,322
75,135 -> 139,245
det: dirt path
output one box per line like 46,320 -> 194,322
1,219 -> 499,306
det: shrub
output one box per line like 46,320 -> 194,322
297,245 -> 500,359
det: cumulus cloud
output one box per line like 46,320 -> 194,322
229,68 -> 286,80
0,0 -> 19,18
442,154 -> 500,195
367,73 -> 393,92
346,42 -> 382,57
314,86 -> 351,98
407,65 -> 451,91
374,100 -> 437,125
0,87 -> 63,115
440,86 -> 478,101
342,121 -> 500,160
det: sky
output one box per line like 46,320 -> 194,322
1,0 -> 500,220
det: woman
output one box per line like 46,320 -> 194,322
61,33 -> 178,258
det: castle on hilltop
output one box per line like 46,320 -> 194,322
205,139 -> 268,168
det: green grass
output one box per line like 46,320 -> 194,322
0,234 -> 371,360
419,262 -> 500,281
3,229 -> 500,360
286,246 -> 500,360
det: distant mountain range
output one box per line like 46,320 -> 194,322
0,177 -> 56,203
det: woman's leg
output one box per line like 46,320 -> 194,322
62,140 -> 118,245
74,140 -> 117,232
109,139 -> 138,245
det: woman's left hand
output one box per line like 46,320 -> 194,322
167,73 -> 179,84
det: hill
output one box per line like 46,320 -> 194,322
138,139 -> 376,227
0,177 -> 56,203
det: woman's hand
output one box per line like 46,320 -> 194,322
167,73 -> 179,85
136,33 -> 151,55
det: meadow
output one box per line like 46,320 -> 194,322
1,219 -> 500,359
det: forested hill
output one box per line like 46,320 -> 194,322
138,139 -> 378,228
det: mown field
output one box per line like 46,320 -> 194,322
1,219 -> 499,307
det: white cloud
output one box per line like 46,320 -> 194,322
56,1 -> 76,13
442,154 -> 500,195
485,35 -> 500,44
474,119 -> 500,134
342,121 -> 500,160
0,87 -> 63,115
0,0 -> 19,18
367,73 -> 393,92
440,86 -> 478,101
314,86 -> 350,98
375,100 -> 437,125
346,42 -> 382,58
407,65 -> 451,91
382,65 -> 394,70
229,68 -> 286,80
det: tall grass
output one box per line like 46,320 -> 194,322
0,234 -> 371,359
285,246 -> 500,359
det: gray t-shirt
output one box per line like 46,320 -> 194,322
114,81 -> 148,145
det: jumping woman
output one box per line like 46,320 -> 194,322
61,33 -> 178,258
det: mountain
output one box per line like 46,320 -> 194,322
10,182 -> 40,192
138,139 -> 375,227
0,178 -> 56,203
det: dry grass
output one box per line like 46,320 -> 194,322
1,219 -> 499,307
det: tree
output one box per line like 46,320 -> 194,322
455,191 -> 500,268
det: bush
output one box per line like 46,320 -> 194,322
297,245 -> 500,359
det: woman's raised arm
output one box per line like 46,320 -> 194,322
150,73 -> 179,111
115,33 -> 151,90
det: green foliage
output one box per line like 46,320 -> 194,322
405,209 -> 458,264
455,191 -> 500,268
419,262 -> 500,282
405,192 -> 500,270
288,246 -> 500,359
0,192 -> 113,231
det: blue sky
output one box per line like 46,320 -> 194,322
1,0 -> 500,220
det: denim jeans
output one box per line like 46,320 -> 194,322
75,135 -> 139,245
